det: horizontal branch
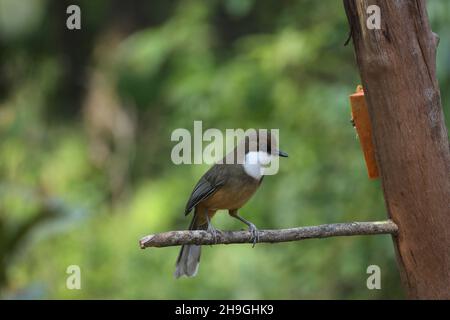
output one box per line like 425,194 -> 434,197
139,220 -> 398,248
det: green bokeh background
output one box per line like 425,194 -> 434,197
0,0 -> 448,299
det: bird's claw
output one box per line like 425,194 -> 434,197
248,223 -> 259,248
207,224 -> 221,244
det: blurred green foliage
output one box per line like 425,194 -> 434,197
0,0 -> 448,299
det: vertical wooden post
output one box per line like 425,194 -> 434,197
343,0 -> 450,298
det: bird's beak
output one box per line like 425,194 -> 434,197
277,149 -> 288,157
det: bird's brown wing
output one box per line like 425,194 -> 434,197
184,165 -> 227,215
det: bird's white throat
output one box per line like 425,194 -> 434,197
243,151 -> 272,180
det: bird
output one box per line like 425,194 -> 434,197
174,130 -> 288,278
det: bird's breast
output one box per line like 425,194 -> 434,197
202,165 -> 261,210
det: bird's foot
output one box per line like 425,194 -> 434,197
248,223 -> 259,248
207,223 -> 221,244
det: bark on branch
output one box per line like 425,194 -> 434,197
139,220 -> 398,248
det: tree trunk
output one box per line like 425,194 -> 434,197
343,0 -> 450,299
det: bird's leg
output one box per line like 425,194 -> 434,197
229,210 -> 259,247
204,209 -> 219,244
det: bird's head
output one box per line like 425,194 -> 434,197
243,130 -> 288,166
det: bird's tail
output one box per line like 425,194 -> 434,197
174,212 -> 207,278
